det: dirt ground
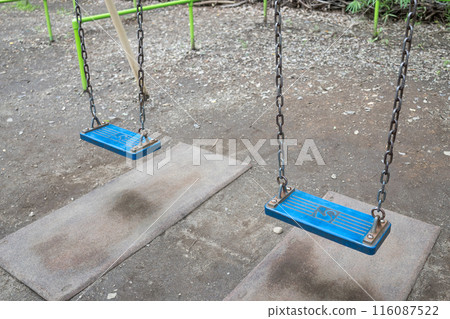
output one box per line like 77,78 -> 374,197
0,0 -> 448,300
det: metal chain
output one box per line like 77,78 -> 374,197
137,0 -> 146,131
274,0 -> 288,198
373,0 -> 418,219
74,0 -> 100,128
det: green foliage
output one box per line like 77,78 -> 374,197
347,0 -> 377,13
381,12 -> 397,23
445,4 -> 450,24
347,0 -> 364,13
347,0 -> 408,21
15,0 -> 39,11
347,0 -> 450,24
346,0 -> 450,24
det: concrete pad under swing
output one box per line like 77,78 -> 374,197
0,142 -> 250,300
225,192 -> 440,301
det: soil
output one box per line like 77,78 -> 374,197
0,0 -> 448,300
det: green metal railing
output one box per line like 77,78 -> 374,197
0,0 -> 53,42
0,0 -> 20,4
373,0 -> 380,38
73,0 -> 201,90
42,0 -> 53,41
263,0 -> 267,24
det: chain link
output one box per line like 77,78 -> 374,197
274,0 -> 288,197
74,0 -> 100,128
137,0 -> 146,131
374,0 -> 418,218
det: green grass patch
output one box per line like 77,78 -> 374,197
15,0 -> 39,11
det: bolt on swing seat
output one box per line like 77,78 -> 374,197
80,123 -> 161,160
265,188 -> 391,255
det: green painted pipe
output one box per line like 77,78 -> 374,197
0,0 -> 20,3
263,0 -> 267,24
373,0 -> 380,38
73,19 -> 87,90
189,0 -> 195,50
43,0 -> 53,42
76,0 -> 200,23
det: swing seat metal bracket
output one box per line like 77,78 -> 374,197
363,218 -> 390,245
82,122 -> 110,133
265,189 -> 391,255
130,137 -> 159,153
267,186 -> 294,208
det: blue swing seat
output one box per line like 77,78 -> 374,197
265,189 -> 390,255
80,123 -> 161,160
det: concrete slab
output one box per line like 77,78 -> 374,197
225,191 -> 440,301
0,142 -> 250,300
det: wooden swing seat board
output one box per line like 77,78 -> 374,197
226,192 -> 440,301
0,143 -> 251,300
80,123 -> 161,160
265,189 -> 390,255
